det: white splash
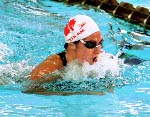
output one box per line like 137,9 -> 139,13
0,60 -> 34,85
82,51 -> 123,79
61,60 -> 83,81
0,42 -> 13,62
61,51 -> 123,81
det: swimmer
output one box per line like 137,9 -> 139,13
29,15 -> 103,82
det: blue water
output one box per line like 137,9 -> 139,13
0,0 -> 150,116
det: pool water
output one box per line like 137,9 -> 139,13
0,0 -> 150,116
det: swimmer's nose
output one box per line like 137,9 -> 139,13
94,46 -> 101,54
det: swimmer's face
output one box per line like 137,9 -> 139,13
75,31 -> 103,65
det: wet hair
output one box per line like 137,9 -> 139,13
64,43 -> 68,49
64,41 -> 80,49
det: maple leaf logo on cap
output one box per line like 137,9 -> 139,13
64,15 -> 100,43
64,18 -> 76,36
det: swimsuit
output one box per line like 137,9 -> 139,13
57,51 -> 67,66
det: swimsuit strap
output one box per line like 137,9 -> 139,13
57,51 -> 67,66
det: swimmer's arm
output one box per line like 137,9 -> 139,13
29,54 -> 63,82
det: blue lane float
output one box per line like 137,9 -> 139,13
53,0 -> 150,29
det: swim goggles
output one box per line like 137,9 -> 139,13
80,39 -> 103,49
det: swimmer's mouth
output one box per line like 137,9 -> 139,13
93,57 -> 97,62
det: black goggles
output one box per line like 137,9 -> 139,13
80,39 -> 103,49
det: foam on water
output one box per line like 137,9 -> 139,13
0,42 -> 13,63
61,51 -> 123,81
0,60 -> 34,85
0,42 -> 33,85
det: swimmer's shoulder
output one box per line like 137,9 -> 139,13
45,54 -> 63,65
37,54 -> 64,71
30,54 -> 64,80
